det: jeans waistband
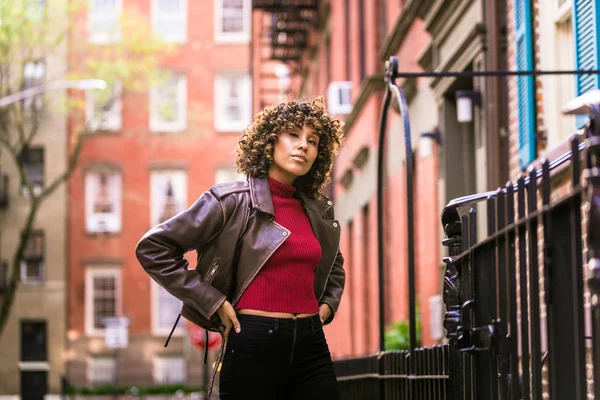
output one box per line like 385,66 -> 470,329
237,313 -> 321,332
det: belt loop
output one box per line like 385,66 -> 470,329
274,318 -> 279,332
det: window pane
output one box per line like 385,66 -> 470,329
93,173 -> 114,213
154,357 -> 185,383
21,321 -> 47,361
157,285 -> 183,329
93,276 -> 116,329
158,0 -> 181,12
222,0 -> 244,33
19,149 -> 44,194
89,358 -> 116,384
155,76 -> 180,123
93,0 -> 117,12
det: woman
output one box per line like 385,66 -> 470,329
136,97 -> 345,399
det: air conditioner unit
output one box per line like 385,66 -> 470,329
327,81 -> 352,115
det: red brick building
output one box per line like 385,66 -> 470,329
252,0 -> 448,358
66,0 -> 255,388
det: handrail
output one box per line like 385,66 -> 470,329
377,57 -> 417,374
445,140 -> 586,209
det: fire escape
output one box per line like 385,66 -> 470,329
252,0 -> 319,107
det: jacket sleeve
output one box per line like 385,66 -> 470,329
320,206 -> 346,325
135,190 -> 227,320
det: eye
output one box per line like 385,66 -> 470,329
308,139 -> 318,146
289,132 -> 299,138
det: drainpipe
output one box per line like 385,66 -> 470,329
484,0 -> 509,186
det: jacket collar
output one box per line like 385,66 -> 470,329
248,175 -> 333,218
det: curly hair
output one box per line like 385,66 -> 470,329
235,96 -> 344,199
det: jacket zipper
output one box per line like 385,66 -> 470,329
204,257 -> 221,284
317,221 -> 341,302
232,221 -> 290,305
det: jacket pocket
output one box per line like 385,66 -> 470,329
204,257 -> 221,284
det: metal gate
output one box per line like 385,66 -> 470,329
333,56 -> 600,400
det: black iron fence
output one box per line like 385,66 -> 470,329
334,346 -> 449,399
332,56 -> 600,399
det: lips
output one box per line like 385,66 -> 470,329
291,154 -> 308,162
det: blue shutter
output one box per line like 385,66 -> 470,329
573,0 -> 600,128
514,0 -> 536,168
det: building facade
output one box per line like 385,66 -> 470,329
252,0 -> 514,357
66,0 -> 253,390
0,1 -> 70,396
506,0 -> 599,395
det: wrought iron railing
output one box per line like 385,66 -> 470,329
332,55 -> 600,400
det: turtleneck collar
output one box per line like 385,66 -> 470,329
268,176 -> 297,198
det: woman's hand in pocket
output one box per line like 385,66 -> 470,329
217,300 -> 241,340
319,303 -> 332,324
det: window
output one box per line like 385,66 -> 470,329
21,231 -> 44,282
150,72 -> 187,132
21,321 -> 47,362
23,61 -> 45,112
153,357 -> 186,383
88,0 -> 122,44
85,170 -> 122,234
152,0 -> 187,43
150,169 -> 187,227
86,83 -> 122,132
19,148 -> 44,198
152,281 -> 184,336
215,166 -> 245,184
87,357 -> 116,385
85,268 -> 121,335
215,0 -> 251,43
573,0 -> 600,127
514,0 -> 536,168
26,0 -> 46,21
214,72 -> 252,132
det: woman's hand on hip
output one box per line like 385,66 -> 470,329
319,303 -> 332,324
218,300 -> 241,339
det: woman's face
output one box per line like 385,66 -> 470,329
268,125 -> 320,185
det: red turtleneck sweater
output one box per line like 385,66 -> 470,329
235,177 -> 322,313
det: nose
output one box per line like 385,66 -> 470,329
297,138 -> 308,151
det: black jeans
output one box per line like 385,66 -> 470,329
218,313 -> 341,399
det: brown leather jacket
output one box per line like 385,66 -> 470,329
135,175 -> 346,329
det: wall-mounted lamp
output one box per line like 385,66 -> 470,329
419,129 -> 442,158
455,90 -> 482,123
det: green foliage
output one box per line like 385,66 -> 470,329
65,384 -> 203,396
384,312 -> 422,351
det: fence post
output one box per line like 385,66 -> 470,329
441,207 -> 463,399
586,119 -> 600,397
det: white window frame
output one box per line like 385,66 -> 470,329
25,0 -> 46,21
23,61 -> 45,112
150,72 -> 188,133
86,82 -> 122,132
214,166 -> 245,184
151,0 -> 188,43
214,71 -> 252,132
214,0 -> 251,44
87,357 -> 116,385
85,268 -> 122,336
20,231 -> 45,283
88,0 -> 122,44
153,356 -> 186,384
85,170 -> 122,234
150,169 -> 187,227
151,280 -> 184,336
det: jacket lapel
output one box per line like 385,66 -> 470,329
249,176 -> 340,289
